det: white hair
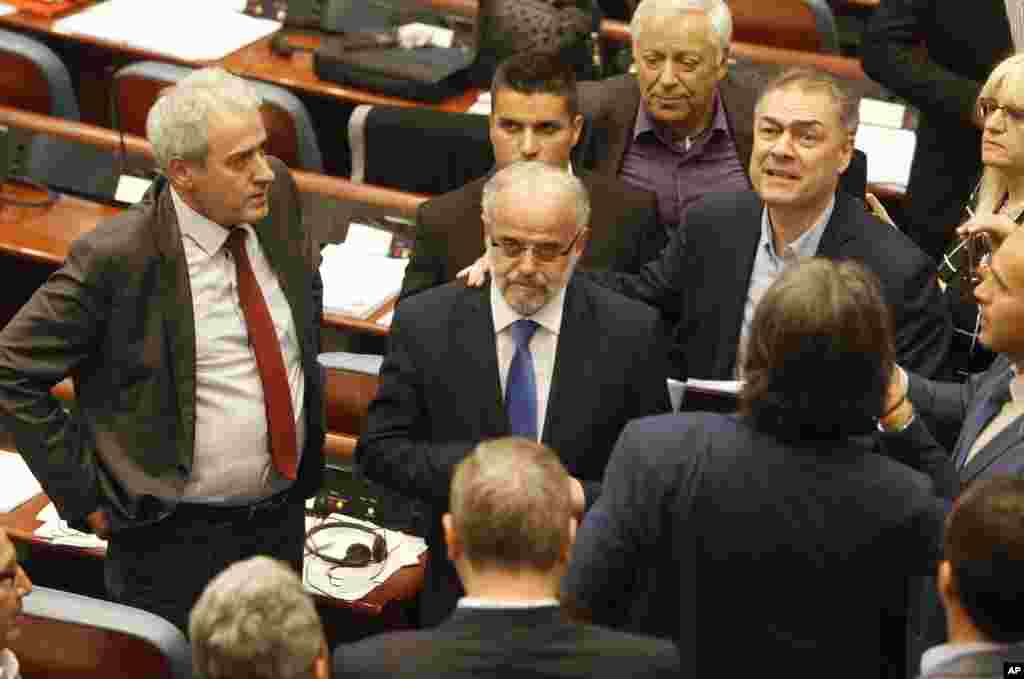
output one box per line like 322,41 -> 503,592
189,557 -> 323,679
146,67 -> 263,172
630,0 -> 733,54
481,161 -> 591,231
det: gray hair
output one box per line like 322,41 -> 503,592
146,67 -> 263,172
481,160 -> 591,231
630,0 -> 733,54
757,66 -> 860,134
450,437 -> 572,571
189,556 -> 323,679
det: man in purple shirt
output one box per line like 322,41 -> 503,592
573,0 -> 865,231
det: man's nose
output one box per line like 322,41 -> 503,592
520,129 -> 539,158
658,60 -> 679,88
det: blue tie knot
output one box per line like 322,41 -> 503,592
510,319 -> 539,350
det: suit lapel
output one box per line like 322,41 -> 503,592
149,182 -> 197,458
714,193 -> 763,377
961,413 -> 1024,481
450,287 -> 506,437
542,278 -> 593,446
577,75 -> 641,176
957,364 -> 1019,481
814,194 -> 857,257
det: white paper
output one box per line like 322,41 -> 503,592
855,125 -> 917,190
467,91 -> 492,116
685,378 -> 742,395
33,502 -> 108,550
0,4 -> 15,18
302,513 -> 426,602
343,223 -> 394,257
0,452 -> 41,512
859,98 -> 906,129
114,175 -> 152,204
320,243 -> 408,319
53,0 -> 281,62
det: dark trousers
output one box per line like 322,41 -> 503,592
104,495 -> 305,633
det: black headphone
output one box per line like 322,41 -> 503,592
305,492 -> 387,568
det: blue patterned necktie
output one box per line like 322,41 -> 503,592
957,371 -> 1014,469
506,319 -> 540,440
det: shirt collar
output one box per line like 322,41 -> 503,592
170,186 -> 251,255
634,87 -> 727,149
0,648 -> 18,679
759,195 -> 836,261
1010,364 -> 1023,403
920,642 -> 1008,675
458,597 -> 560,609
490,276 -> 568,337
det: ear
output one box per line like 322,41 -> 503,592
166,157 -> 195,192
837,132 -> 854,175
443,513 -> 461,564
937,560 -> 957,608
714,47 -> 730,83
313,637 -> 330,679
574,227 -> 590,257
570,113 -> 584,149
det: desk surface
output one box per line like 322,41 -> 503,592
0,4 -> 479,112
0,487 -> 424,616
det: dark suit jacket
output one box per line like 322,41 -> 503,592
862,0 -> 1013,260
355,277 -> 672,625
0,158 -> 325,531
899,355 -> 1024,665
399,170 -> 666,300
596,190 -> 952,379
563,412 -> 953,676
573,73 -> 868,201
919,643 -> 1024,679
333,605 -> 680,679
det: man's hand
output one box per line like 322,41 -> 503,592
86,509 -> 111,540
879,364 -> 914,432
957,213 -> 1019,248
865,193 -> 896,228
456,256 -> 491,288
568,476 -> 585,518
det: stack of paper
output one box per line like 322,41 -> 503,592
303,512 -> 426,602
0,452 -> 41,512
320,224 -> 409,320
54,0 -> 280,62
855,98 -> 917,190
34,502 -> 107,550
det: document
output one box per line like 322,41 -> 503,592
53,0 -> 281,62
320,226 -> 409,319
303,512 -> 426,602
34,502 -> 108,550
0,451 -> 41,512
855,124 -> 917,190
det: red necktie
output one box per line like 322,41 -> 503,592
226,228 -> 298,480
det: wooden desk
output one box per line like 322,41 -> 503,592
0,454 -> 424,619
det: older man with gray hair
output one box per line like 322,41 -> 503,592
0,66 -> 325,631
356,160 -> 671,626
191,556 -> 328,679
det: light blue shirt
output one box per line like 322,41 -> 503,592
737,197 -> 835,376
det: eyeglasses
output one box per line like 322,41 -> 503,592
978,98 -> 1024,124
488,229 -> 583,262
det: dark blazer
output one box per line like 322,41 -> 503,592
573,73 -> 868,200
563,412 -> 953,677
0,158 -> 325,531
332,605 -> 680,679
899,355 -> 1024,665
399,170 -> 666,300
597,190 -> 952,379
919,643 -> 1024,679
861,0 -> 1013,260
355,277 -> 672,625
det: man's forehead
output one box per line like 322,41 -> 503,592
492,89 -> 572,121
634,9 -> 717,52
491,192 -> 576,238
755,86 -> 842,128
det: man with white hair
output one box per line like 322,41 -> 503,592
573,0 -> 866,228
0,67 -> 325,632
356,160 -> 671,626
191,556 -> 329,679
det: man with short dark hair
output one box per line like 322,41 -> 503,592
358,161 -> 671,626
399,52 -> 664,300
918,478 -> 1024,678
336,438 -> 678,679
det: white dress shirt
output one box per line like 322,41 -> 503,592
1007,0 -> 1024,51
490,280 -> 567,441
171,188 -> 305,502
0,649 -> 19,679
920,641 -> 1007,676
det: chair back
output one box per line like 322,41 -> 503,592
728,0 -> 839,53
10,586 -> 192,679
0,29 -> 117,197
349,103 -> 492,194
114,61 -> 324,172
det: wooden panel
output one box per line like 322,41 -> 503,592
727,0 -> 825,53
0,51 -> 51,115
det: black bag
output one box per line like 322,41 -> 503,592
313,36 -> 473,103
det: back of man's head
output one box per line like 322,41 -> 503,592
490,52 -> 579,118
943,477 -> 1024,643
447,437 -> 573,573
190,556 -> 327,679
